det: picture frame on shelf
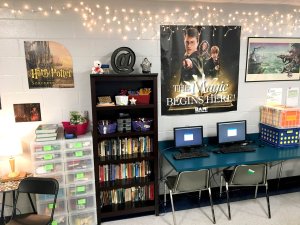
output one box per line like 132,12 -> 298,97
245,37 -> 300,82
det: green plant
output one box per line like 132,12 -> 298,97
70,111 -> 87,125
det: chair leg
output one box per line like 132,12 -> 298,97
164,182 -> 167,207
265,183 -> 271,219
199,190 -> 202,200
219,174 -> 223,197
225,182 -> 231,220
170,190 -> 177,225
208,188 -> 216,224
255,184 -> 258,198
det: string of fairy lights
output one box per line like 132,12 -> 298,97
1,1 -> 300,39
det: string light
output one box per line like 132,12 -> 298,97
1,1 -> 300,39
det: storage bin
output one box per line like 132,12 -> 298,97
66,169 -> 94,183
34,160 -> 63,175
36,199 -> 67,216
260,105 -> 300,128
128,95 -> 150,104
62,121 -> 89,136
67,182 -> 95,197
98,120 -> 117,134
259,123 -> 300,147
65,158 -> 93,171
64,148 -> 92,159
68,194 -> 96,212
132,118 -> 153,131
69,209 -> 97,225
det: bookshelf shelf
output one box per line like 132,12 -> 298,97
90,74 -> 158,223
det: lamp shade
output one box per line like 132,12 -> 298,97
0,136 -> 23,157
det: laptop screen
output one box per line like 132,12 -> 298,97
217,120 -> 246,144
174,126 -> 203,148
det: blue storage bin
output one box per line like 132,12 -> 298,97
259,123 -> 300,147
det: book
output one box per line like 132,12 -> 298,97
36,132 -> 58,138
35,135 -> 57,142
35,124 -> 58,134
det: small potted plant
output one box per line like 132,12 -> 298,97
63,111 -> 89,136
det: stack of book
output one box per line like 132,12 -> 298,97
35,124 -> 59,142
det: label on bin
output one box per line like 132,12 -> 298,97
74,142 -> 83,148
52,220 -> 58,225
77,198 -> 86,205
76,186 -> 86,193
287,130 -> 293,134
75,151 -> 83,157
44,164 -> 54,171
48,203 -> 56,209
43,145 -> 52,151
76,172 -> 84,179
44,154 -> 53,160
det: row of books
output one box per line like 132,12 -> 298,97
35,124 -> 59,142
98,136 -> 152,157
99,160 -> 151,182
100,184 -> 154,206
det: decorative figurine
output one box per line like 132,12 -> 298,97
141,58 -> 152,73
92,60 -> 104,74
129,97 -> 137,105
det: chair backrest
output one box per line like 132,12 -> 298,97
174,169 -> 209,193
230,164 -> 267,186
12,177 -> 59,220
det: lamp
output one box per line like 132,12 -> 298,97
0,136 -> 23,180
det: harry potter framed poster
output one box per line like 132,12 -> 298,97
245,37 -> 300,82
160,25 -> 241,115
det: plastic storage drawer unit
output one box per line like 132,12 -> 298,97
31,141 -> 62,153
64,148 -> 92,159
33,152 -> 63,162
65,158 -> 93,171
64,138 -> 92,150
34,160 -> 63,175
260,123 -> 300,147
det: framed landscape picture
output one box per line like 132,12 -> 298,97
245,37 -> 300,82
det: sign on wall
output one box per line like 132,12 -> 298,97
24,41 -> 74,89
160,25 -> 241,115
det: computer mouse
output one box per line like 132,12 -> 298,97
212,150 -> 221,154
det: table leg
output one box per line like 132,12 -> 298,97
1,192 -> 6,222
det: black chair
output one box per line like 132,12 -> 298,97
164,169 -> 216,225
220,164 -> 271,220
7,177 -> 59,225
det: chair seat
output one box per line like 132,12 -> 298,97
6,214 -> 52,225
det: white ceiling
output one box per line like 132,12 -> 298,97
151,0 -> 300,6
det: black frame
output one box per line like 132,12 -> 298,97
217,120 -> 247,144
173,126 -> 204,148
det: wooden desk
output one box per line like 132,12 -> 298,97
162,144 -> 300,172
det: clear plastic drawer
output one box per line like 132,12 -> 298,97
67,182 -> 95,197
34,160 -> 64,175
64,137 -> 92,150
31,141 -> 62,153
52,214 -> 68,225
68,194 -> 96,212
37,199 -> 67,216
37,186 -> 66,201
69,209 -> 97,225
65,158 -> 93,171
64,148 -> 92,159
66,169 -> 94,183
35,172 -> 65,184
33,152 -> 63,163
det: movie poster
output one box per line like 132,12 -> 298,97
24,41 -> 74,89
160,25 -> 241,115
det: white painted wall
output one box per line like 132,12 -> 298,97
0,0 -> 300,198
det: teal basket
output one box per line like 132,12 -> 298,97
259,123 -> 300,148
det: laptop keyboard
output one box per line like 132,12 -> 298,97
218,146 -> 256,154
173,151 -> 209,160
